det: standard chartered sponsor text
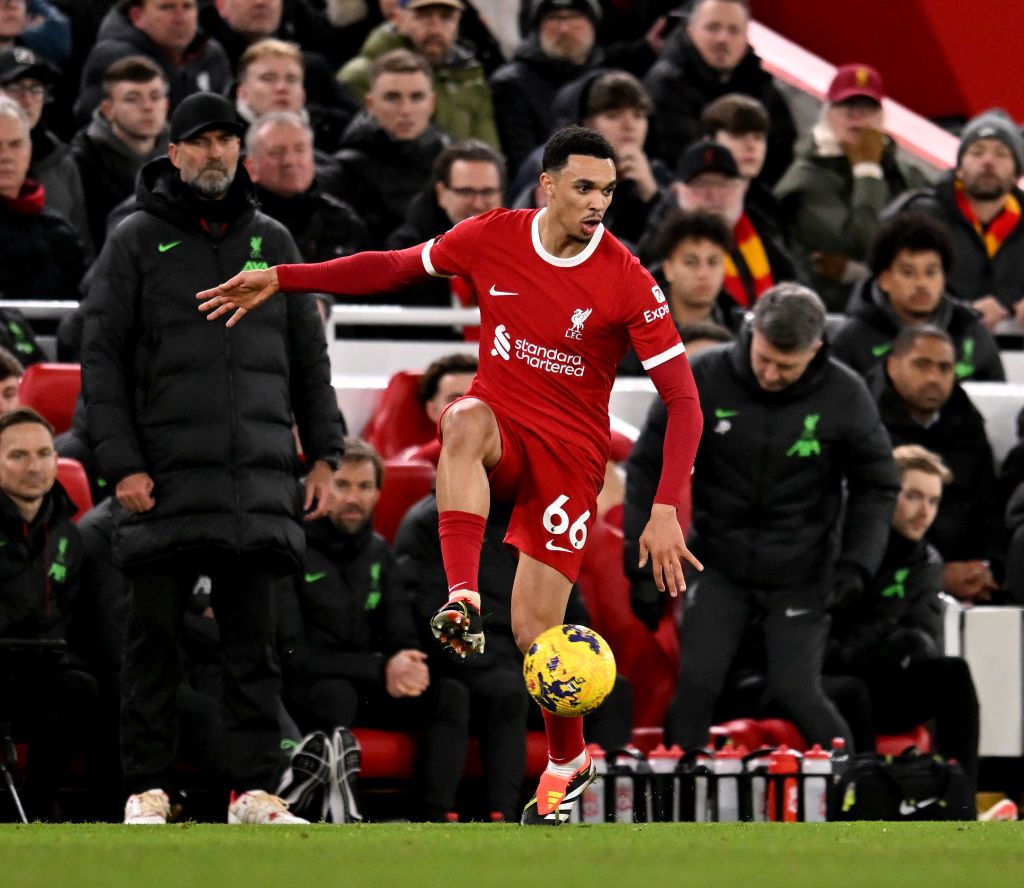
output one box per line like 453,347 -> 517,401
515,338 -> 585,376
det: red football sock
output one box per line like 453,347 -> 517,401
438,510 -> 486,600
543,710 -> 586,765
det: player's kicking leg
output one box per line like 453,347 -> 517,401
429,398 -> 502,657
512,555 -> 596,825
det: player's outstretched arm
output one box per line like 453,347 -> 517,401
197,267 -> 280,327
638,503 -> 703,597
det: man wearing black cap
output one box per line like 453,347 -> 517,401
639,140 -> 795,309
0,45 -> 94,259
81,91 -> 345,825
893,108 -> 1024,331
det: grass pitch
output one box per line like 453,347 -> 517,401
2,822 -> 1021,888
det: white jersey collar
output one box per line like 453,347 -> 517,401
531,208 -> 605,268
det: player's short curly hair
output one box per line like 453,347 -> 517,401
542,125 -> 615,173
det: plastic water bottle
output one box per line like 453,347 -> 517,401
647,744 -> 683,822
802,745 -> 831,822
767,746 -> 801,822
743,748 -> 773,822
579,744 -> 606,824
713,744 -> 746,822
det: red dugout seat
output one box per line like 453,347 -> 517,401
362,371 -> 435,459
56,457 -> 93,522
18,363 -> 81,435
373,459 -> 435,543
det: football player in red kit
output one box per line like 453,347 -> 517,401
198,126 -> 704,824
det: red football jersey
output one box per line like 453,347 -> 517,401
422,208 -> 684,462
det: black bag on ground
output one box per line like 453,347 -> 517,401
834,748 -> 973,821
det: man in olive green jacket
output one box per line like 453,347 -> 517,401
338,0 -> 498,148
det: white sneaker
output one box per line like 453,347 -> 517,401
124,789 -> 171,825
228,790 -> 309,824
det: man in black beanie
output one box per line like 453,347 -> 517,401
81,91 -> 345,826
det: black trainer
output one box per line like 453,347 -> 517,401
329,726 -> 363,823
429,596 -> 485,656
276,730 -> 332,821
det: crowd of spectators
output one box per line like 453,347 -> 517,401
3,0 -> 1024,824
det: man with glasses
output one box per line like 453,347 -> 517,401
71,55 -> 170,248
386,139 -> 503,332
0,45 -> 93,259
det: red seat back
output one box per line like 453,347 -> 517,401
56,457 -> 93,522
575,516 -> 680,728
362,371 -> 435,459
373,459 -> 436,543
876,725 -> 932,755
19,363 -> 81,435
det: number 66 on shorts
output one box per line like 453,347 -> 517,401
543,494 -> 591,552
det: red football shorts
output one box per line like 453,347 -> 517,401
439,397 -> 605,582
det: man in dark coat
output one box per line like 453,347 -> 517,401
81,92 -> 345,826
871,325 -> 1003,603
626,283 -> 899,751
0,407 -> 99,820
832,212 -> 1004,382
75,0 -> 232,123
278,438 -> 470,822
890,109 -> 1024,331
828,444 -> 980,796
0,95 -> 85,302
332,49 -> 448,247
642,0 -> 796,183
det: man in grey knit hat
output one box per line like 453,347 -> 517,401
892,108 -> 1024,331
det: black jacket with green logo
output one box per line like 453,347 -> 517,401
0,483 -> 82,642
828,529 -> 943,674
831,276 -> 1004,382
869,369 -> 1003,565
626,329 -> 900,590
81,158 -> 344,571
278,516 -> 415,687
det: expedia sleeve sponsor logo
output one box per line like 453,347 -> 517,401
644,304 -> 670,324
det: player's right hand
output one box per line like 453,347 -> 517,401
385,649 -> 430,698
117,472 -> 156,513
196,267 -> 281,327
638,503 -> 703,597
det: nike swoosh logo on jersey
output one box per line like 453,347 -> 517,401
545,540 -> 573,553
784,607 -> 810,618
158,241 -> 182,253
304,571 -> 327,583
714,409 -> 739,419
489,285 -> 519,296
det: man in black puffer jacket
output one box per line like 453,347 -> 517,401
81,93 -> 345,826
278,439 -> 470,822
626,283 -> 899,751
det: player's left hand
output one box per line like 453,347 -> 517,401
303,460 -> 336,521
638,503 -> 703,597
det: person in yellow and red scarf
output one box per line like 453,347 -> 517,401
892,108 -> 1024,332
